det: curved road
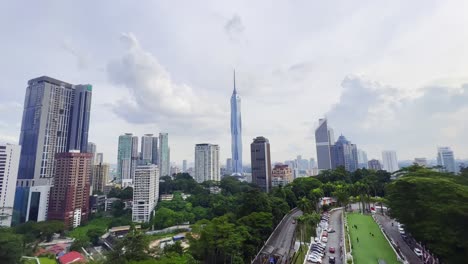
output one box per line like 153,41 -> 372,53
254,209 -> 302,263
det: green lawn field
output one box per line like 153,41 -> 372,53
347,213 -> 399,264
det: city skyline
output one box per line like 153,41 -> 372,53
2,2 -> 468,165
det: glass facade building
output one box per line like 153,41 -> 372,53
230,72 -> 243,175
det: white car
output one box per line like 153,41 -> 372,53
414,248 -> 423,257
321,236 -> 328,243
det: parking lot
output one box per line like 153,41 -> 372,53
305,208 -> 343,264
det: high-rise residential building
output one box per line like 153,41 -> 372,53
330,135 -> 358,172
230,71 -> 243,176
158,133 -> 170,177
437,147 -> 456,173
194,144 -> 220,183
414,158 -> 428,167
182,160 -> 187,172
357,149 -> 368,169
368,159 -> 382,170
141,134 -> 153,164
271,164 -> 293,187
382,151 -> 399,173
92,163 -> 109,194
151,137 -> 158,165
226,158 -> 233,175
13,76 -> 92,224
315,118 -> 334,171
0,144 -> 20,227
48,151 -> 92,229
250,137 -> 272,192
87,142 -> 96,167
95,153 -> 104,164
132,164 -> 159,223
117,133 -> 133,186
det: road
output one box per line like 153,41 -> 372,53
304,209 -> 343,264
253,209 -> 302,263
374,214 -> 423,264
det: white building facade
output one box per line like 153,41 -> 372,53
382,151 -> 399,173
0,144 -> 20,226
194,144 -> 220,183
132,164 -> 159,223
437,147 -> 456,173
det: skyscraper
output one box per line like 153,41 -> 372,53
250,137 -> 272,192
382,151 -> 399,173
69,85 -> 93,152
0,144 -> 20,227
14,76 -> 92,224
437,147 -> 456,173
132,164 -> 159,223
151,137 -> 158,165
159,133 -> 170,177
131,135 -> 139,182
226,158 -> 233,175
368,159 -> 382,170
117,133 -> 133,186
357,149 -> 368,169
230,71 -> 243,176
141,134 -> 153,164
315,118 -> 333,171
87,142 -> 96,167
182,160 -> 187,172
330,135 -> 359,172
48,151 -> 92,229
194,144 -> 220,183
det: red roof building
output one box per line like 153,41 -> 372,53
58,251 -> 86,264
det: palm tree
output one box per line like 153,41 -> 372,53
297,197 -> 312,214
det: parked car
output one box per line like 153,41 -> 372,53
329,247 -> 335,253
414,248 -> 423,257
321,236 -> 328,243
322,232 -> 328,237
329,256 -> 336,264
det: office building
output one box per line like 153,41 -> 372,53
141,134 -> 153,164
437,147 -> 456,173
330,135 -> 358,172
131,135 -> 139,182
315,118 -> 334,170
357,149 -> 368,169
231,71 -> 243,176
368,159 -> 382,170
382,151 -> 399,173
92,163 -> 109,194
95,153 -> 104,164
158,133 -> 170,177
194,144 -> 220,183
13,76 -> 92,224
151,137 -> 158,165
117,133 -> 133,186
226,158 -> 233,175
132,164 -> 159,223
309,158 -> 316,170
182,160 -> 187,172
48,151 -> 92,229
414,158 -> 428,167
87,142 -> 96,166
0,144 -> 20,226
250,137 -> 272,192
271,164 -> 293,187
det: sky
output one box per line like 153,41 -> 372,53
1,0 -> 468,166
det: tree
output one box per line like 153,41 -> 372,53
87,227 -> 105,246
386,171 -> 468,263
238,189 -> 271,217
106,230 -> 150,264
332,184 -> 349,208
309,188 -> 324,212
112,200 -> 126,217
0,229 -> 23,264
70,237 -> 90,252
297,197 -> 312,214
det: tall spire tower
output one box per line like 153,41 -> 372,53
230,70 -> 243,176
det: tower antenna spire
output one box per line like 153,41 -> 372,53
233,69 -> 236,93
